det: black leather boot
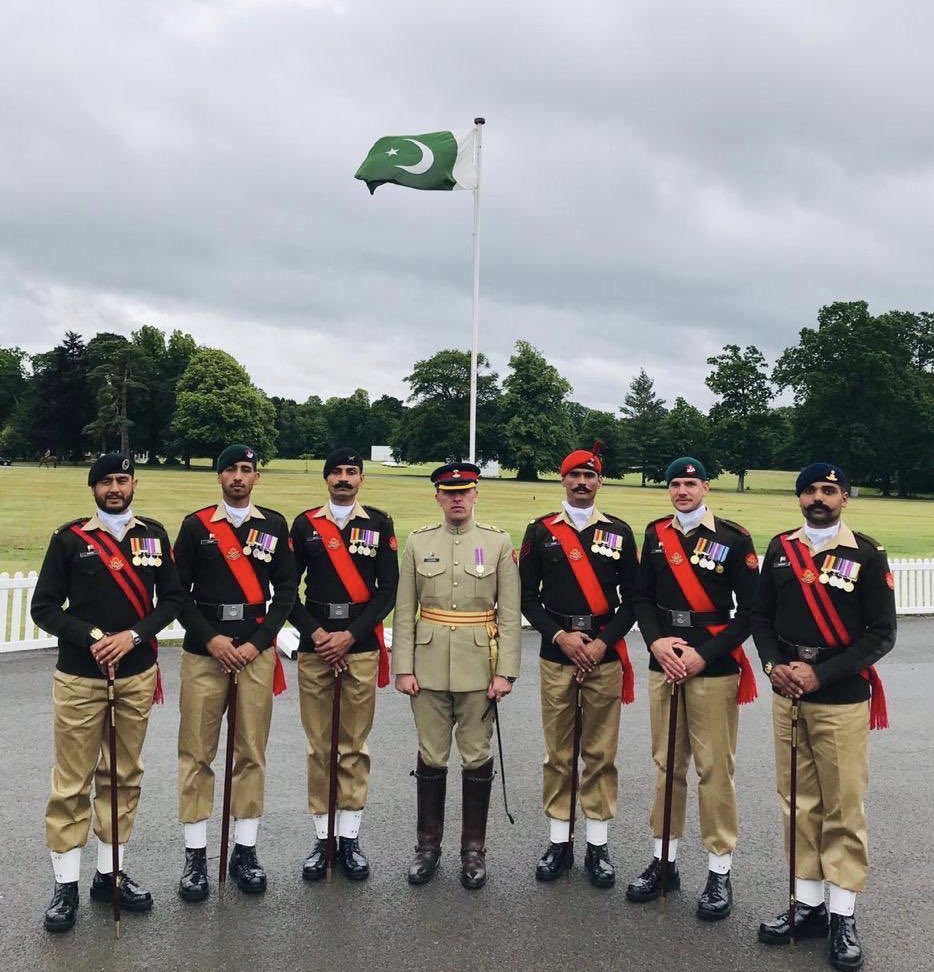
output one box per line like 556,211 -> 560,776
758,901 -> 830,944
460,758 -> 494,890
228,844 -> 267,894
302,838 -> 328,882
584,843 -> 615,889
829,914 -> 863,971
625,857 -> 681,902
90,870 -> 153,911
338,836 -> 370,881
407,755 -> 447,885
44,881 -> 78,932
697,870 -> 732,920
178,847 -> 209,902
535,842 -> 569,881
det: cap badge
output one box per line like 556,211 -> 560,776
121,458 -> 130,471
685,464 -> 696,474
827,469 -> 838,481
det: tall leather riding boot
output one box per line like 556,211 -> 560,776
460,758 -> 494,890
407,754 -> 447,885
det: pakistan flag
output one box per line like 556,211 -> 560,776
355,129 -> 478,195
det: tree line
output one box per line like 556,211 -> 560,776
1,301 -> 932,496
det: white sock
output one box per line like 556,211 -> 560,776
585,817 -> 608,846
796,877 -> 825,907
233,817 -> 259,847
184,821 -> 208,849
653,837 -> 679,862
50,848 -> 81,884
314,814 -> 330,840
828,884 -> 857,916
97,841 -> 125,875
708,851 -> 732,874
338,809 -> 363,839
549,817 -> 570,843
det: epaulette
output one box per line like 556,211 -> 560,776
772,527 -> 799,543
412,523 -> 442,534
254,504 -> 286,521
716,516 -> 751,537
854,531 -> 886,552
476,522 -> 506,534
602,512 -> 631,527
528,512 -> 559,525
362,505 -> 391,520
55,516 -> 90,534
648,515 -> 674,530
188,504 -> 218,519
137,515 -> 168,531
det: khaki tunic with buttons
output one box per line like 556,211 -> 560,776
392,519 -> 521,690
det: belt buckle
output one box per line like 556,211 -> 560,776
798,645 -> 819,662
221,603 -> 244,621
569,614 -> 592,631
671,610 -> 692,628
328,603 -> 350,620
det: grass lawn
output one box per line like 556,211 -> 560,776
2,463 -> 933,574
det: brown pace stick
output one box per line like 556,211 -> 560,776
567,685 -> 583,875
218,643 -> 240,895
326,668 -> 343,881
106,664 -> 121,938
660,681 -> 680,900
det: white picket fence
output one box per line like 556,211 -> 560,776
2,560 -> 933,654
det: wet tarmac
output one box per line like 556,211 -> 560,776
1,620 -> 931,972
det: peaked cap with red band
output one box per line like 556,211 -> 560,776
560,441 -> 603,477
431,462 -> 480,491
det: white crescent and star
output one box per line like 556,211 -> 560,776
390,138 -> 434,174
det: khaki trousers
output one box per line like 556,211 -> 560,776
298,651 -> 378,813
177,649 -> 274,822
648,670 -> 739,855
540,659 -> 622,821
773,694 -> 870,892
410,687 -> 494,771
46,667 -> 156,853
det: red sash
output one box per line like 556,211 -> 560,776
656,518 -> 757,704
195,508 -> 286,696
541,518 -> 635,703
70,523 -> 164,704
305,511 -> 389,687
779,534 -> 888,729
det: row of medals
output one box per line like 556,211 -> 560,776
243,545 -> 273,562
349,543 -> 378,557
591,541 -> 621,560
132,554 -> 162,566
820,570 -> 854,591
691,553 -> 724,573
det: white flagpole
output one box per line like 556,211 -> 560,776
468,116 -> 485,464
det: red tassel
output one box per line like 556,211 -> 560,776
272,651 -> 287,696
732,647 -> 758,704
152,663 -> 164,705
614,638 -> 636,704
376,623 -> 390,688
866,666 -> 888,730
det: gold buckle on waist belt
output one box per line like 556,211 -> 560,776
419,607 -> 496,626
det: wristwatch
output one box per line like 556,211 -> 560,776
505,676 -> 517,684
764,661 -> 775,677
130,630 -> 143,648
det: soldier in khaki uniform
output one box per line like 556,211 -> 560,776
393,462 -> 521,890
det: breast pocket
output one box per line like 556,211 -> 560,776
416,561 -> 447,598
75,553 -> 106,578
462,562 -> 496,600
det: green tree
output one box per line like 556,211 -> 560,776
170,349 -> 277,466
773,301 -> 934,496
322,388 -> 372,452
497,341 -> 573,480
369,395 -> 405,446
620,369 -> 668,486
30,331 -> 95,459
0,347 -> 27,427
656,397 -> 720,480
392,350 -> 500,463
565,402 -> 630,479
705,344 -> 775,491
82,334 -> 151,454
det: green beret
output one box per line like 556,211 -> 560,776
216,444 -> 258,471
665,456 -> 707,483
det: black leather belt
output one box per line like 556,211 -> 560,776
779,637 -> 838,662
307,599 -> 366,621
546,609 -> 612,632
659,605 -> 732,628
196,601 -> 267,622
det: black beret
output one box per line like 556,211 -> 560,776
795,462 -> 849,495
323,448 -> 364,478
88,453 -> 134,486
665,456 -> 708,483
216,444 -> 258,471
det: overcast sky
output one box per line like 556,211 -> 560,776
2,0 -> 933,414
